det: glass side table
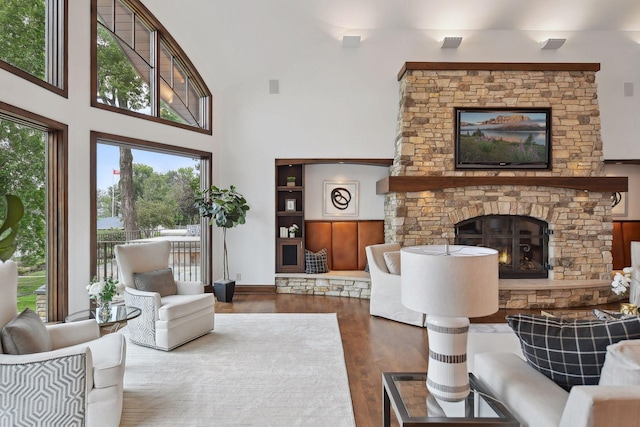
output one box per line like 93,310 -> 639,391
66,305 -> 141,334
382,372 -> 518,426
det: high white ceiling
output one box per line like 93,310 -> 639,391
144,0 -> 640,91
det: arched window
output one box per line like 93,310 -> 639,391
92,0 -> 211,133
0,0 -> 67,96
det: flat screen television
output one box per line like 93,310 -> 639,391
455,108 -> 551,170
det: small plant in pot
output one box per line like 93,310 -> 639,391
194,185 -> 250,302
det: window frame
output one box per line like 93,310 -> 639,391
89,131 -> 213,285
0,100 -> 69,321
90,0 -> 212,135
0,0 -> 68,97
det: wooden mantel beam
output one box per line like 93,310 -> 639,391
397,62 -> 601,80
376,176 -> 628,194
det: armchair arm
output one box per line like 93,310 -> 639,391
124,287 -> 160,348
47,319 -> 100,349
560,386 -> 640,427
0,346 -> 93,425
176,280 -> 204,295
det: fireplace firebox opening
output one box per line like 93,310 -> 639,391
455,215 -> 550,279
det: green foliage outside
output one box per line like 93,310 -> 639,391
0,121 -> 47,267
0,0 -> 46,79
17,272 -> 45,313
96,26 -> 150,111
458,133 -> 546,164
97,164 -> 200,229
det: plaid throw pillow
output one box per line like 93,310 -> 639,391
305,248 -> 329,274
506,314 -> 640,390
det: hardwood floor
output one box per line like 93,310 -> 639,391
214,294 -> 622,426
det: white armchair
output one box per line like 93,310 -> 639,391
0,260 -> 126,427
365,243 -> 425,326
114,241 -> 215,351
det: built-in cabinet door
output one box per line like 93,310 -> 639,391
277,238 -> 304,272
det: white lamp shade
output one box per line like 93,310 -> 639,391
401,245 -> 499,318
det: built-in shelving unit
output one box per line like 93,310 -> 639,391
275,158 -> 393,273
276,162 -> 305,272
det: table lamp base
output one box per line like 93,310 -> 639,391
425,314 -> 470,402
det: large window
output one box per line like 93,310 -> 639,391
0,0 -> 66,96
92,0 -> 211,133
0,101 -> 68,322
90,132 -> 212,285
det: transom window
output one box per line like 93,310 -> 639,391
0,0 -> 66,96
92,0 -> 211,132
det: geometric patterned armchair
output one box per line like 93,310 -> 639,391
0,260 -> 126,427
114,241 -> 215,351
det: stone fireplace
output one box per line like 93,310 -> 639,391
455,215 -> 549,279
377,62 -> 628,308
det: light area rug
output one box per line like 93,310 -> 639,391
469,323 -> 512,333
120,313 -> 356,427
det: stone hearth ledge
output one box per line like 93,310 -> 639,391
275,273 -> 623,309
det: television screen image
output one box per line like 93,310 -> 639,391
455,108 -> 551,169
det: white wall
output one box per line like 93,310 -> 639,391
304,164 -> 388,220
606,164 -> 640,220
2,1 -> 640,310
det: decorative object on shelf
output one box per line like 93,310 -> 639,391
289,224 -> 299,238
611,192 -> 627,216
0,194 -> 24,262
279,226 -> 288,238
87,276 -> 124,321
286,176 -> 296,187
401,244 -> 499,402
194,185 -> 250,302
285,199 -> 296,212
620,303 -> 638,316
323,181 -> 359,217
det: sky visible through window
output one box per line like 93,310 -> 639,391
96,144 -> 199,190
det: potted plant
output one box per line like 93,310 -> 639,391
0,194 -> 24,262
194,185 -> 250,302
286,176 -> 296,187
288,223 -> 299,238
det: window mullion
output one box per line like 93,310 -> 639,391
152,30 -> 160,117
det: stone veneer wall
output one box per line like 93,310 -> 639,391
386,65 -> 613,280
275,275 -> 371,298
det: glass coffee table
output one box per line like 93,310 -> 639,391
66,305 -> 141,334
382,372 -> 518,426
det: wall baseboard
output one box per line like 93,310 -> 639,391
236,285 -> 275,294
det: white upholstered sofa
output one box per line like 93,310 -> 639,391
114,240 -> 215,350
365,243 -> 424,326
469,325 -> 640,427
0,260 -> 126,427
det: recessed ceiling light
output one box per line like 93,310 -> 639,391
540,38 -> 566,50
441,37 -> 463,49
342,35 -> 361,48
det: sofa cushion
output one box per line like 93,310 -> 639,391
474,352 -> 568,427
599,339 -> 640,386
383,251 -> 401,275
1,308 -> 52,355
134,268 -> 177,297
305,248 -> 329,274
506,314 -> 640,390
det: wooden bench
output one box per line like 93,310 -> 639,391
275,220 -> 384,298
